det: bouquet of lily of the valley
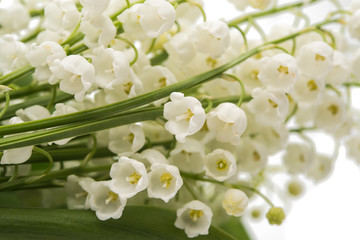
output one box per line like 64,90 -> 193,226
1,0 -> 360,239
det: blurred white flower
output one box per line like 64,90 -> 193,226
222,189 -> 248,217
283,143 -> 313,175
108,124 -> 145,156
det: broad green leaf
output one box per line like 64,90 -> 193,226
0,206 -> 237,240
219,216 -> 252,240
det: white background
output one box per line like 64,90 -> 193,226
204,0 -> 360,239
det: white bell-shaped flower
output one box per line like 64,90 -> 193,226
164,31 -> 197,64
80,0 -> 110,17
26,41 -> 66,84
351,48 -> 360,81
91,46 -> 130,90
314,93 -> 346,132
44,0 -> 80,32
117,4 -> 147,40
204,148 -> 237,181
193,20 -> 230,59
50,55 -> 95,102
348,9 -> 360,41
65,175 -> 95,209
235,58 -> 263,93
138,0 -> 176,38
296,41 -> 333,79
235,138 -> 268,174
87,181 -> 127,220
137,149 -> 169,165
175,200 -> 213,238
307,154 -> 333,182
110,156 -> 148,198
0,35 -> 28,74
139,65 -> 177,93
283,143 -> 313,175
246,88 -> 289,127
0,0 -> 30,33
147,163 -> 183,202
291,74 -> 325,105
1,117 -> 33,165
227,0 -> 249,11
206,102 -> 247,145
108,123 -> 145,156
222,189 -> 248,217
249,0 -> 272,10
80,14 -> 116,47
163,92 -> 205,143
258,53 -> 298,92
325,50 -> 350,86
16,105 -> 51,122
169,137 -> 205,174
345,134 -> 360,164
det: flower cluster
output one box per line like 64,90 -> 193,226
0,0 -> 360,239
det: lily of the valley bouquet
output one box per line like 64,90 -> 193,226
0,0 -> 359,239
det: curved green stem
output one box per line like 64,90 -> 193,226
204,98 -> 213,113
229,25 -> 248,52
186,0 -> 206,22
0,92 -> 11,118
80,134 -> 97,167
222,74 -> 245,107
116,37 -> 139,66
181,172 -> 275,207
33,147 -> 54,175
46,85 -> 58,110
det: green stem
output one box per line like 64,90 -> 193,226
80,134 -> 97,167
285,103 -> 298,123
181,172 -> 274,207
0,92 -> 11,118
46,85 -> 58,110
33,147 -> 54,175
0,66 -> 35,86
227,0 -> 320,26
116,37 -> 139,66
229,25 -> 248,52
186,0 -> 206,22
222,74 -> 245,107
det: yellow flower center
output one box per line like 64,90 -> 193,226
315,54 -> 326,61
216,159 -> 228,171
105,191 -> 119,204
253,151 -> 260,162
277,65 -> 289,75
189,209 -> 204,222
206,57 -> 217,68
307,80 -> 318,91
327,104 -> 338,115
123,133 -> 135,144
160,172 -> 173,188
126,172 -> 142,185
123,81 -> 133,95
268,99 -> 278,108
185,109 -> 194,122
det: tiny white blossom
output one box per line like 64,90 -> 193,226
26,41 -> 66,84
87,181 -> 127,220
44,0 -> 80,32
163,92 -> 205,143
0,35 -> 28,74
50,55 -> 95,102
147,163 -> 183,202
0,0 -> 30,33
249,0 -> 272,9
169,138 -> 205,174
164,31 -> 197,64
314,93 -> 346,132
348,9 -> 360,41
227,0 -> 249,11
246,88 -> 289,127
351,48 -> 360,81
204,148 -> 237,181
325,50 -> 350,86
222,189 -> 248,217
235,138 -> 268,174
137,149 -> 169,165
296,41 -> 333,79
345,134 -> 360,164
206,102 -> 247,145
258,53 -> 298,92
1,117 -> 33,165
307,154 -> 333,182
291,74 -> 325,105
193,20 -> 230,58
80,14 -> 116,47
108,123 -> 145,156
138,0 -> 176,38
65,175 -> 94,209
235,58 -> 263,93
110,156 -> 148,198
283,143 -> 313,175
175,200 -> 213,238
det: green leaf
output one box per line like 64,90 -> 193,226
219,216 -> 252,240
0,206 -> 237,240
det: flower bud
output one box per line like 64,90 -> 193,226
266,207 -> 286,225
